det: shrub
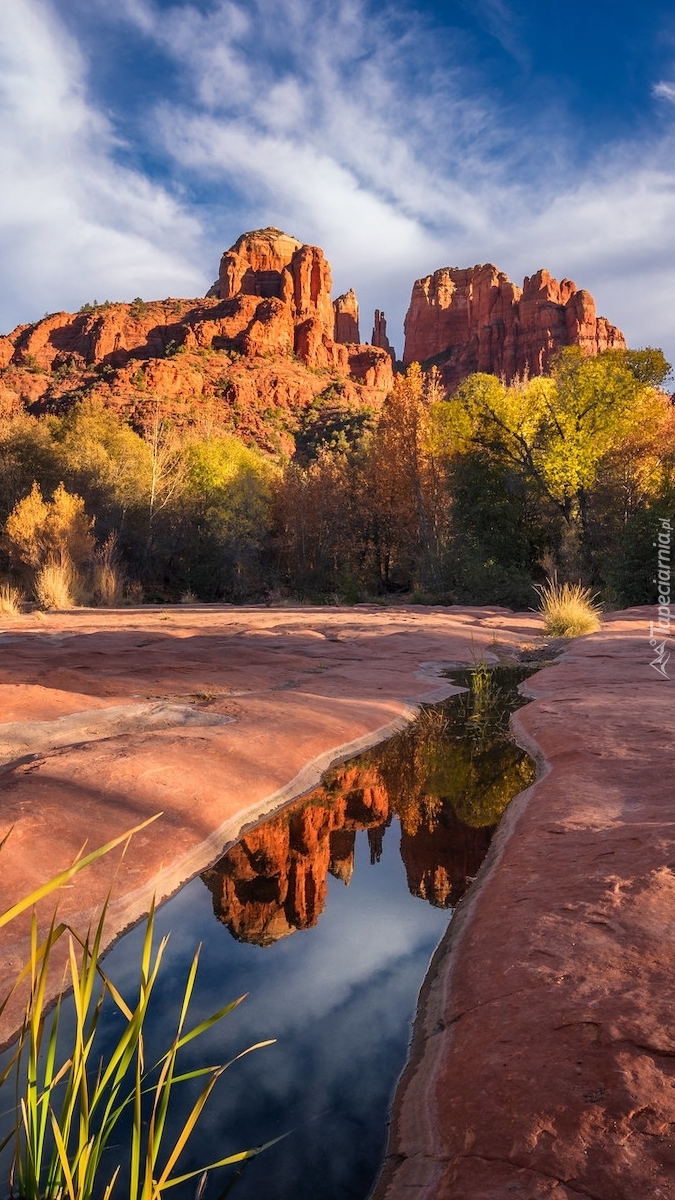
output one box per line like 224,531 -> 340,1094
92,534 -> 125,606
0,582 -> 23,616
5,482 -> 95,571
34,558 -> 79,609
533,575 -> 602,637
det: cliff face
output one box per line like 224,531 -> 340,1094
372,310 -> 395,364
403,264 -> 626,387
0,229 -> 394,453
333,288 -> 360,344
202,763 -> 390,945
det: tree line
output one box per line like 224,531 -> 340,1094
1,346 -> 672,609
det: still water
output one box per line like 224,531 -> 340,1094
4,667 -> 536,1200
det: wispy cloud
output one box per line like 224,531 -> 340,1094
654,80 -> 675,102
0,0 -> 205,333
468,0 -> 530,69
114,0 -> 675,358
3,0 -> 675,364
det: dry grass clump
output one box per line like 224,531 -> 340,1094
92,534 -> 125,606
0,581 -> 24,616
533,576 -> 602,637
34,558 -> 79,609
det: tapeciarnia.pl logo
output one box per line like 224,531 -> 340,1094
649,517 -> 672,679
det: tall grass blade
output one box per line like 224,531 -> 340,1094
0,815 -> 161,930
3,826 -> 275,1200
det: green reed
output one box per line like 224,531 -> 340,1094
0,822 -> 276,1200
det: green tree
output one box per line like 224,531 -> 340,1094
442,347 -> 673,576
181,437 -> 276,599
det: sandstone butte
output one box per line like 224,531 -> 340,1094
0,602 -> 673,1199
403,264 -> 626,388
0,228 -> 394,456
0,232 -> 630,457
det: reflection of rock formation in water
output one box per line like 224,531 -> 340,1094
202,682 -> 535,943
400,811 -> 493,908
329,828 -> 356,885
202,765 -> 389,945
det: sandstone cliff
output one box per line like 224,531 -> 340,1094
372,310 -> 396,364
334,288 -> 360,344
0,229 -> 393,456
403,264 -> 626,387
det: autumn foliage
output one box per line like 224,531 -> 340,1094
0,347 -> 673,609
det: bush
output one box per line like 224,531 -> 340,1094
92,534 -> 125,606
533,575 -> 602,637
0,581 -> 23,616
34,557 -> 80,609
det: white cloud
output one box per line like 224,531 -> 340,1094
0,0 -> 205,334
111,0 -> 675,362
3,0 -> 675,367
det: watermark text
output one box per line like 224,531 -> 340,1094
649,517 -> 672,679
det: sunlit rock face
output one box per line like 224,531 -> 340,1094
202,763 -> 391,945
215,228 -> 390,379
333,288 -> 360,345
403,263 -> 626,387
0,228 -> 394,450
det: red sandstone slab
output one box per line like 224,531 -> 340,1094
374,608 -> 675,1200
0,603 -> 531,1041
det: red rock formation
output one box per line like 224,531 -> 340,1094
334,288 -> 360,344
372,310 -> 395,364
201,746 -> 505,942
202,762 -> 392,944
216,227 -> 347,359
0,231 -> 395,450
403,263 -> 626,387
400,812 -> 492,908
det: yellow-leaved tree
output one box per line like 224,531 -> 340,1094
437,346 -> 673,574
4,481 -> 95,607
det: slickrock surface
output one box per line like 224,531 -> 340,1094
403,264 -> 625,387
0,602 -> 530,1042
374,608 -> 675,1200
3,603 -> 671,1199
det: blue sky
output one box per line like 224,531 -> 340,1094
2,0 -> 675,364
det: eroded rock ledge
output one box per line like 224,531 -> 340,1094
1,604 -> 671,1200
0,602 -> 527,1043
372,610 -> 674,1200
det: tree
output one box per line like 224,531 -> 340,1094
181,436 -> 277,599
442,347 -> 673,575
365,363 -> 450,591
5,481 -> 94,570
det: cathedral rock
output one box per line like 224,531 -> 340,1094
0,228 -> 394,453
403,264 -> 626,388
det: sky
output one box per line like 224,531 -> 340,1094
2,0 -> 675,365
